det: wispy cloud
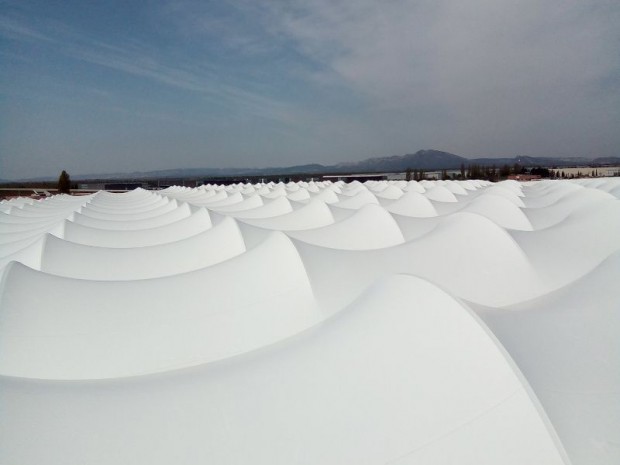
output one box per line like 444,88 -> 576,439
255,0 -> 620,103
239,0 -> 620,156
154,0 -> 284,56
148,0 -> 620,158
0,12 -> 295,123
0,15 -> 55,42
2,0 -> 619,180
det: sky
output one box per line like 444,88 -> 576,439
1,0 -> 619,179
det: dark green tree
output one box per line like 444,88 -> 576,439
499,164 -> 511,178
57,170 -> 71,194
469,164 -> 482,179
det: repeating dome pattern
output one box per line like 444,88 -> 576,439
1,178 -> 619,465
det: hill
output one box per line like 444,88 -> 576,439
4,151 -> 619,182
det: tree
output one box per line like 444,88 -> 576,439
469,164 -> 482,179
405,168 -> 412,181
500,164 -> 511,178
58,170 -> 71,194
531,167 -> 551,178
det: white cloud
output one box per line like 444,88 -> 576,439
251,0 -> 620,156
2,0 -> 619,176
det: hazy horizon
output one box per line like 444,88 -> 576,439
2,0 -> 619,179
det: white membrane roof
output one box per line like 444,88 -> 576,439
1,178 -> 619,465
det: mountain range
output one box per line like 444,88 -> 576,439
4,150 -> 620,182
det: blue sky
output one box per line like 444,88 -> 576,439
1,0 -> 619,179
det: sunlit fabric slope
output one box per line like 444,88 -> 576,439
0,233 -> 319,379
1,178 -> 619,465
0,275 -> 568,465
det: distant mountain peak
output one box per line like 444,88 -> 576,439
332,149 -> 467,172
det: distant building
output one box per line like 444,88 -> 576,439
104,182 -> 148,190
322,173 -> 389,182
508,174 -> 542,181
78,183 -> 106,190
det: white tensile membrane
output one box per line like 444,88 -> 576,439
1,178 -> 619,465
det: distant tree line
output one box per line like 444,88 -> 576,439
405,163 -> 530,181
405,168 -> 428,181
399,163 -> 611,181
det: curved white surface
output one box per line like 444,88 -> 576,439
0,275 -> 568,465
239,198 -> 335,231
288,204 -> 405,250
79,198 -> 177,220
1,178 -> 619,465
0,233 -> 319,379
40,216 -> 246,280
386,190 -> 438,217
424,185 -> 458,202
71,202 -> 191,230
62,208 -> 212,248
473,252 -> 620,465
